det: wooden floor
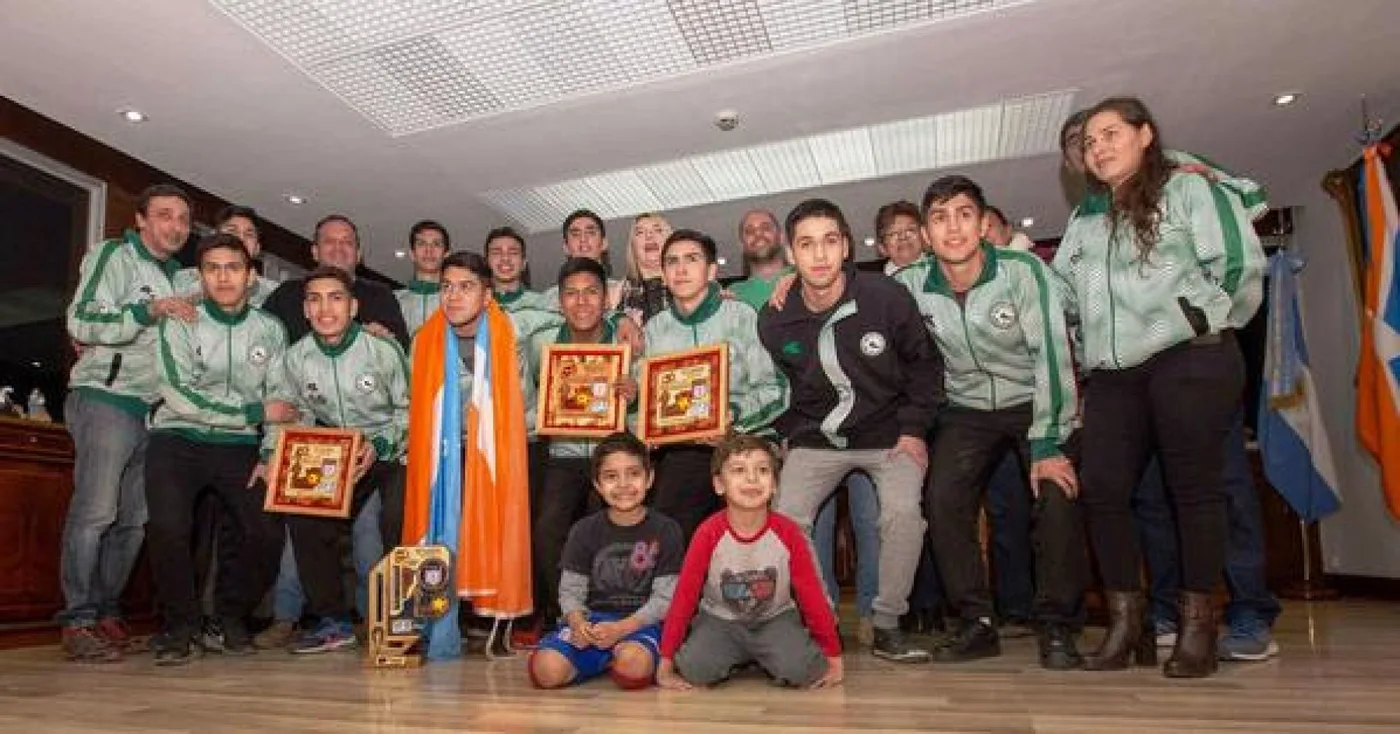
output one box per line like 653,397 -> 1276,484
2,600 -> 1399,733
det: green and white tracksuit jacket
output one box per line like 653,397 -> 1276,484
171,267 -> 278,308
894,245 -> 1077,460
1053,169 -> 1266,372
152,301 -> 289,444
530,320 -> 626,460
395,278 -> 441,336
66,230 -> 181,417
642,283 -> 788,436
264,322 -> 410,462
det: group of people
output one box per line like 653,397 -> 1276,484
57,94 -> 1276,688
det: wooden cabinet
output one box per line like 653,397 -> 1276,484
0,417 -> 152,630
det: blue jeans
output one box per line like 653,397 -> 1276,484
1135,411 -> 1281,631
272,526 -> 305,623
351,491 -> 384,619
58,392 -> 149,626
813,471 -> 880,616
986,454 -> 1035,621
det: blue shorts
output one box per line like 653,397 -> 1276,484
535,612 -> 661,682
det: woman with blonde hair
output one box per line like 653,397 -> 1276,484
617,212 -> 673,325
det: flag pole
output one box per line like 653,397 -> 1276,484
1283,518 -> 1339,601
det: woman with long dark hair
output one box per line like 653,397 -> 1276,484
1052,97 -> 1266,678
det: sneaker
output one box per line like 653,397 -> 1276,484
1037,624 -> 1083,670
932,618 -> 1001,663
94,617 -> 134,652
290,619 -> 356,655
62,626 -> 122,663
856,616 -> 875,648
253,620 -> 297,650
872,626 -> 932,664
1218,627 -> 1280,662
1155,620 -> 1179,649
153,634 -> 199,667
199,617 -> 226,654
220,618 -> 256,657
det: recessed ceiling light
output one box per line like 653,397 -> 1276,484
30,361 -> 42,368
1274,92 -> 1299,107
1020,217 -> 1035,228
394,250 -> 407,259
863,237 -> 876,247
717,256 -> 728,266
119,107 -> 147,123
285,193 -> 306,205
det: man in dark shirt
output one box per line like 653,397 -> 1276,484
262,214 -> 410,348
758,198 -> 944,665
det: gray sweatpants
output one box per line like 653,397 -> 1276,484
775,446 -> 926,630
674,610 -> 827,687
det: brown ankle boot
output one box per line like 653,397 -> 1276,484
1083,590 -> 1145,671
1163,591 -> 1218,678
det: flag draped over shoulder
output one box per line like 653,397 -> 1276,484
404,309 -> 463,659
459,299 -> 533,619
1258,252 -> 1341,522
1356,145 -> 1400,519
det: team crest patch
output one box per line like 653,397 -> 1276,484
356,373 -> 378,393
859,331 -> 887,357
248,345 -> 270,365
138,284 -> 156,301
989,301 -> 1018,330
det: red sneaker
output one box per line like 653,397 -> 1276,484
94,617 -> 134,652
62,626 -> 122,663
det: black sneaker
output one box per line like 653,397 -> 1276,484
153,634 -> 199,667
872,626 -> 932,663
1038,623 -> 1083,670
932,619 -> 1001,663
220,617 -> 256,657
199,616 -> 225,653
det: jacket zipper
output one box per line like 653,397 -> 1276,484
958,297 -> 996,409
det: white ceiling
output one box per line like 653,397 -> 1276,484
3,0 -> 1400,284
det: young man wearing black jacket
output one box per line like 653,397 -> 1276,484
759,198 -> 944,664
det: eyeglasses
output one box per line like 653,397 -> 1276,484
882,227 -> 920,243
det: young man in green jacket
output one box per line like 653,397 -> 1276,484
643,228 -> 787,541
395,220 -> 448,336
263,266 -> 411,655
145,234 -> 296,665
894,175 -> 1085,669
60,183 -> 198,662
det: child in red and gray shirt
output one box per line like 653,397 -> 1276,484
656,434 -> 843,690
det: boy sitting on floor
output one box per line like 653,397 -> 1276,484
656,434 -> 844,690
528,432 -> 684,689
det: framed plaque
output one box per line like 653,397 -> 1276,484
264,426 -> 361,518
366,545 -> 452,668
637,344 -> 729,445
536,343 -> 631,438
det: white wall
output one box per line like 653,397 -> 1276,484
1289,188 -> 1400,577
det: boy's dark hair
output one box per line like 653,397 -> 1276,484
591,431 -> 652,479
557,256 -> 608,289
196,232 -> 251,267
409,220 -> 451,249
562,209 -> 606,240
314,213 -> 360,247
662,228 -> 717,264
137,183 -> 192,216
483,226 -> 527,254
304,264 -> 355,294
214,204 -> 258,229
784,198 -> 851,245
873,200 -> 921,239
710,433 -> 781,476
920,175 -> 988,220
441,251 -> 492,287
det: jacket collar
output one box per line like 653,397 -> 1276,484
405,277 -> 439,295
923,242 -> 999,297
668,282 -> 722,326
314,321 -> 361,358
203,299 -> 250,326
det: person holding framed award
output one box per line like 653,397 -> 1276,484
261,265 -> 411,655
144,233 -> 294,666
530,257 -> 638,628
641,228 -> 787,542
